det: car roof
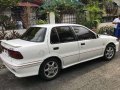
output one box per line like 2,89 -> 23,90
32,23 -> 83,28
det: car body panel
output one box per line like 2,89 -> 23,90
0,24 -> 119,77
78,38 -> 104,61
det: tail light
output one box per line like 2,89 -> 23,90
8,50 -> 23,59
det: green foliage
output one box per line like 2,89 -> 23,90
0,0 -> 19,32
39,0 -> 84,24
87,2 -> 102,18
0,15 -> 9,22
82,19 -> 101,29
38,0 -> 113,29
0,31 -> 7,40
39,0 -> 83,14
0,0 -> 19,8
20,0 -> 33,2
5,22 -> 16,30
36,20 -> 47,24
97,25 -> 114,35
82,1 -> 102,28
0,15 -> 16,30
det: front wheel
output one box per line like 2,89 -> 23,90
103,44 -> 116,60
39,59 -> 61,80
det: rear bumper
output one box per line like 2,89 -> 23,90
0,54 -> 42,77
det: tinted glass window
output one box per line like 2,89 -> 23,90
21,27 -> 46,42
55,26 -> 76,43
73,26 -> 96,40
50,28 -> 59,44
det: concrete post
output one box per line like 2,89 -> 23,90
49,12 -> 55,24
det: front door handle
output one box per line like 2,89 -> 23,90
53,47 -> 59,50
81,43 -> 85,45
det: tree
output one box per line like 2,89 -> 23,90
0,0 -> 19,30
82,0 -> 113,28
39,0 -> 84,14
0,0 -> 19,13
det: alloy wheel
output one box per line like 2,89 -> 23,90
104,45 -> 115,60
44,61 -> 59,78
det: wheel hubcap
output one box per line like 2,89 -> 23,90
44,61 -> 58,78
105,46 -> 114,59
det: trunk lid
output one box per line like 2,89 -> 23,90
1,39 -> 37,49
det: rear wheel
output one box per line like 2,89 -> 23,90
39,58 -> 61,80
104,44 -> 116,60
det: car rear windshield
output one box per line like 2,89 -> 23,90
21,27 -> 47,42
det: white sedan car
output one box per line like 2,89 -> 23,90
0,24 -> 119,80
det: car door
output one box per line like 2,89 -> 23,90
49,26 -> 79,67
72,26 -> 104,61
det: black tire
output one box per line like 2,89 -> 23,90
39,58 -> 61,80
103,44 -> 116,60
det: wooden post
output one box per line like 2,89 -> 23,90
27,3 -> 31,28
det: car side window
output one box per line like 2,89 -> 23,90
55,26 -> 76,43
50,28 -> 60,44
72,26 -> 96,40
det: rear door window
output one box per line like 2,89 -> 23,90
55,26 -> 76,43
51,26 -> 76,43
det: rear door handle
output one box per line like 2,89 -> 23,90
81,43 -> 85,45
53,47 -> 59,50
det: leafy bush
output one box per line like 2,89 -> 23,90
0,15 -> 16,30
5,22 -> 16,30
0,30 -> 21,53
97,25 -> 114,36
36,20 -> 47,24
6,30 -> 21,40
0,30 -> 21,40
0,31 -> 7,40
39,0 -> 83,13
82,19 -> 100,29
